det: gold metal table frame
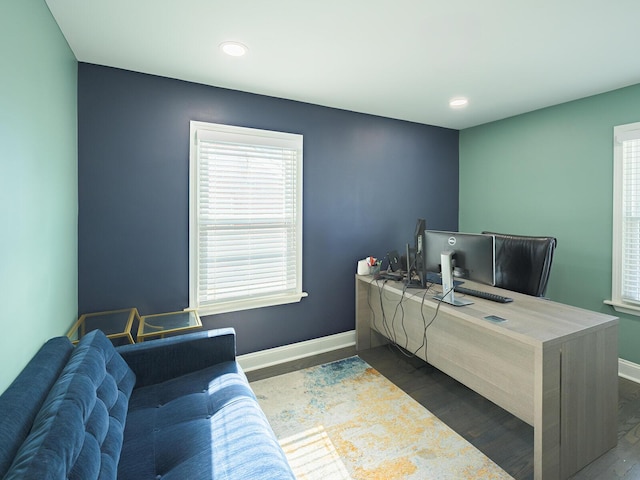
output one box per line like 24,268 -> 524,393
137,309 -> 202,342
67,308 -> 139,345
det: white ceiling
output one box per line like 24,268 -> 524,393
45,0 -> 640,130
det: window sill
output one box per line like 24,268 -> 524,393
192,291 -> 308,317
604,299 -> 640,317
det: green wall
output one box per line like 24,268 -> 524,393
459,83 -> 640,363
0,1 -> 78,393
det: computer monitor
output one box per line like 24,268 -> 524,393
405,218 -> 426,288
424,230 -> 495,305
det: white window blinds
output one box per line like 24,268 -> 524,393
620,132 -> 640,302
610,122 -> 640,313
189,122 -> 306,315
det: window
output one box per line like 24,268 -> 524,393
608,122 -> 640,315
189,121 -> 306,315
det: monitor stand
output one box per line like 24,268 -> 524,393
434,251 -> 473,306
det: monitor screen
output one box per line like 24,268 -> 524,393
424,230 -> 496,286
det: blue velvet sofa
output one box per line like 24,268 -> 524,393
0,327 -> 295,479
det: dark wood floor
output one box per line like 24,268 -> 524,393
246,344 -> 640,480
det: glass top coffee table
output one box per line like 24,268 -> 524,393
137,310 -> 202,342
67,308 -> 139,345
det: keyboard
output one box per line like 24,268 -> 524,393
454,286 -> 513,303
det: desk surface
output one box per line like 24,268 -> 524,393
360,275 -> 618,347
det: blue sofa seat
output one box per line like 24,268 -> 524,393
0,328 -> 295,480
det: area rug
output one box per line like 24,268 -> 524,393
250,356 -> 513,479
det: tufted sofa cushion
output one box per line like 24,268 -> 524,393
118,360 -> 294,480
4,330 -> 136,480
0,337 -> 73,478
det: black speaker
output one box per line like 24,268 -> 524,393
387,250 -> 401,272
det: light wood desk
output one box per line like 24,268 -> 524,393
355,275 -> 618,480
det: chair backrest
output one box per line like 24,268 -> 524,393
482,231 -> 557,297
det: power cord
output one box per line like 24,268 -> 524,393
365,275 -> 453,363
374,276 -> 415,357
412,285 -> 454,360
368,277 -> 397,345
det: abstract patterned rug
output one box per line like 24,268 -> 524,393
250,356 -> 513,479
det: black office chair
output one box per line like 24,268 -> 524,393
482,232 -> 557,297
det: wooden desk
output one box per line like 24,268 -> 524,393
355,275 -> 618,480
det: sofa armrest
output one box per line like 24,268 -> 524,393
116,328 -> 236,388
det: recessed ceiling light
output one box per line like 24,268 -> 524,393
449,97 -> 469,109
220,41 -> 248,57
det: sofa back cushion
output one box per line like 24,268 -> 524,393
0,337 -> 73,477
4,330 -> 136,480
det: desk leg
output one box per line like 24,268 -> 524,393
355,277 -> 388,351
534,343 -> 561,480
559,325 -> 618,478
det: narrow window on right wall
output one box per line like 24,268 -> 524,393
608,122 -> 640,315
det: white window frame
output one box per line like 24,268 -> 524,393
606,121 -> 640,316
189,121 -> 307,316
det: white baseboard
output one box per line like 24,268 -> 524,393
619,358 -> 640,384
238,330 -> 356,373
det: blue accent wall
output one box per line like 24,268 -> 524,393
78,63 -> 458,354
